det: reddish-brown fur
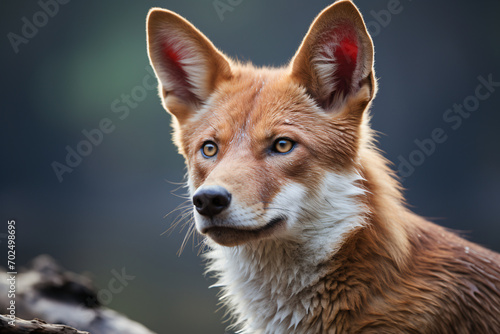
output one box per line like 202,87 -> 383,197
147,1 -> 500,332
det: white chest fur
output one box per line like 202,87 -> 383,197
204,172 -> 367,333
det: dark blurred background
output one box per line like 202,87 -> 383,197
1,0 -> 499,333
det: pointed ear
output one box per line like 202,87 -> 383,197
290,0 -> 375,112
146,8 -> 232,119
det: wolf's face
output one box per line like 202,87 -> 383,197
147,1 -> 376,247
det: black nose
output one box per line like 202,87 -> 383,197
192,185 -> 232,218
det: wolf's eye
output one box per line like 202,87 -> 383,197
201,141 -> 218,158
273,138 -> 295,154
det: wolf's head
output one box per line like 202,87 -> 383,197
147,1 -> 377,249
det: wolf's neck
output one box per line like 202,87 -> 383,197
205,239 -> 335,333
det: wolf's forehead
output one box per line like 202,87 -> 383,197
205,73 -> 316,137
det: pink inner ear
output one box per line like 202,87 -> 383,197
316,23 -> 360,106
163,44 -> 183,68
334,35 -> 358,92
161,41 -> 196,101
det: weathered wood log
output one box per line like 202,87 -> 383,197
0,315 -> 89,333
0,255 -> 156,334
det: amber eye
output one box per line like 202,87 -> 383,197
201,141 -> 218,158
273,138 -> 295,154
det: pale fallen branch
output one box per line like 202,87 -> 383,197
0,255 -> 156,334
0,315 -> 89,333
